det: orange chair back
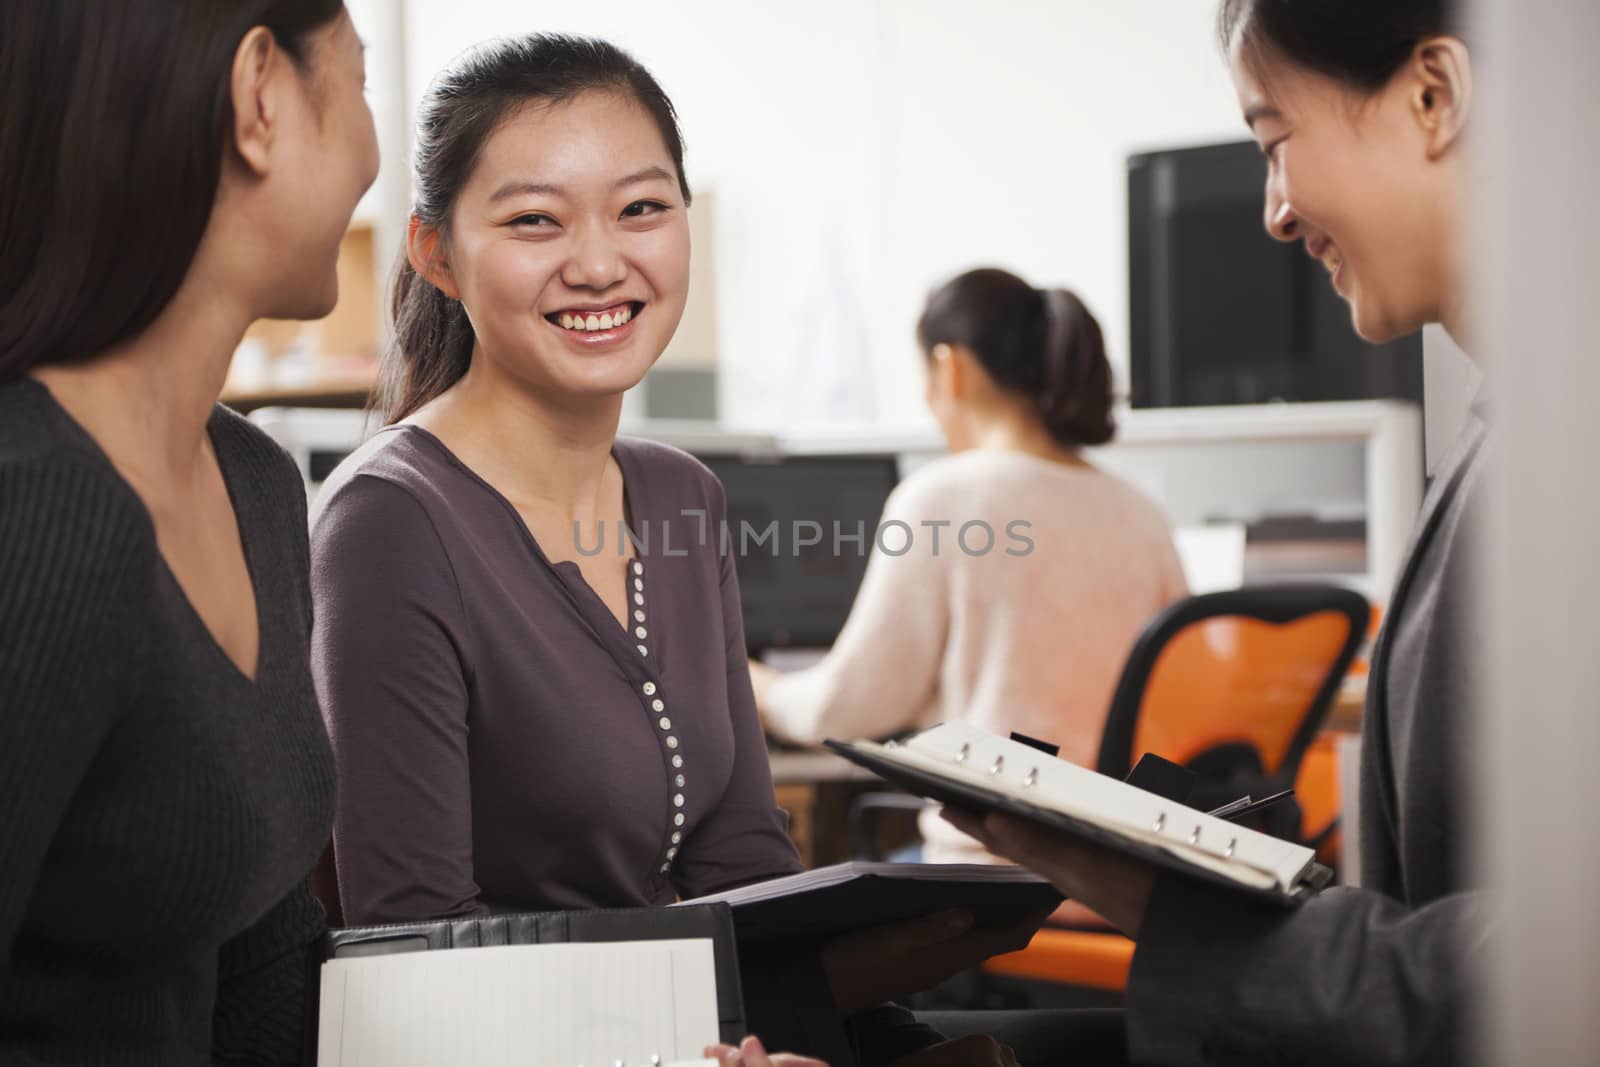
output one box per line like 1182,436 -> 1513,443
1130,611 -> 1354,775
1097,585 -> 1369,799
980,588 -> 1367,998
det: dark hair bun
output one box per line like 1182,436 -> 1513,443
916,268 -> 1115,449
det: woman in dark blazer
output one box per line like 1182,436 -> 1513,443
0,2 -> 378,1063
950,2 -> 1493,1065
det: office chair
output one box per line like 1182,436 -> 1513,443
1095,584 -> 1369,826
980,584 -> 1370,996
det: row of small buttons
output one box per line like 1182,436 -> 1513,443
633,562 -> 649,655
635,559 -> 682,877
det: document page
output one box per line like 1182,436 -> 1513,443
317,938 -> 719,1067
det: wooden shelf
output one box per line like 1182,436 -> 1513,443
228,221 -> 380,415
221,374 -> 375,414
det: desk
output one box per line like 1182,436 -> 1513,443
1328,674 -> 1368,733
768,749 -> 878,786
768,747 -> 881,866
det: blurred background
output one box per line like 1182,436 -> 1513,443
243,0 -> 1476,611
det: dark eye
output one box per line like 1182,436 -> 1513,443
512,213 -> 557,228
1262,138 -> 1285,163
621,200 -> 669,219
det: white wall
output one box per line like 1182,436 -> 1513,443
1421,324 -> 1479,475
1478,0 -> 1600,1057
387,0 -> 1247,427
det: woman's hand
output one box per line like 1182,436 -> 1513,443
706,1035 -> 828,1067
703,1025 -> 1020,1067
941,807 -> 1156,939
819,907 -> 1048,1015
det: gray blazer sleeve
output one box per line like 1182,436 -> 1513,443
1125,878 -> 1494,1065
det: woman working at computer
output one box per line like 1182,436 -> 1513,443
752,268 -> 1188,865
309,33 -> 1038,1066
949,1 -> 1493,1063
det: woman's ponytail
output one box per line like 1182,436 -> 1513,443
1036,287 -> 1115,447
376,253 -> 476,423
917,268 -> 1115,450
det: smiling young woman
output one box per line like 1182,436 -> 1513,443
307,34 -> 1036,1067
1229,0 -> 1470,347
949,2 -> 1494,1065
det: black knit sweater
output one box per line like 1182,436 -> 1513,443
0,377 -> 334,1065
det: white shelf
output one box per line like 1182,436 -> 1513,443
255,400 -> 1422,602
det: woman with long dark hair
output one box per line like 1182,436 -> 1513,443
0,1 -> 377,1063
310,32 -> 1035,1066
952,2 -> 1490,1064
753,267 -> 1187,867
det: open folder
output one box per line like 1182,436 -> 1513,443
311,902 -> 745,1066
826,721 -> 1332,906
316,940 -> 719,1067
680,861 -> 1062,943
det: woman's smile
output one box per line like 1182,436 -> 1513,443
544,299 -> 647,348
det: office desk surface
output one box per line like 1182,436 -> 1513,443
1328,674 -> 1368,735
767,748 -> 879,786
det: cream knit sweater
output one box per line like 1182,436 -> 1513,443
762,448 -> 1188,864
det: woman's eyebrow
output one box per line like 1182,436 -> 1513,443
614,165 -> 675,190
1244,103 -> 1284,129
488,167 -> 673,204
489,179 -> 563,202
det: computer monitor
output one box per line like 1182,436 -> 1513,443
697,454 -> 900,653
1128,140 -> 1422,408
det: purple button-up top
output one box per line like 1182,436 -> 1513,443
310,426 -> 802,925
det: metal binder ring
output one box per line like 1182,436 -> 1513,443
1153,812 -> 1166,832
988,755 -> 1005,776
1226,837 -> 1237,859
1023,767 -> 1038,787
1189,827 -> 1202,845
955,742 -> 970,764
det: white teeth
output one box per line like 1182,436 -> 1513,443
555,307 -> 633,332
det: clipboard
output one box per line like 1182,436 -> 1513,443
825,725 -> 1332,908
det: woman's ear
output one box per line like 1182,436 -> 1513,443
230,27 -> 282,177
1410,36 -> 1472,159
407,215 -> 460,300
927,342 -> 962,404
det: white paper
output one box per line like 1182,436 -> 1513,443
317,939 -> 720,1067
